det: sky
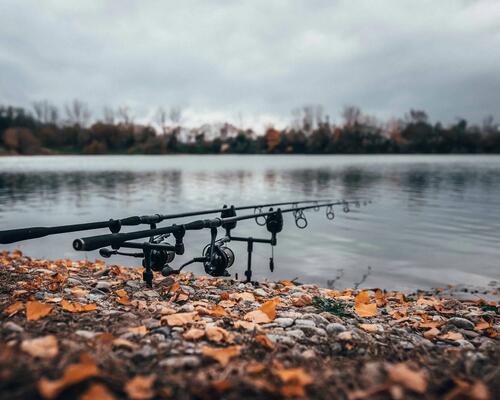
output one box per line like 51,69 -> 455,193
1,0 -> 499,130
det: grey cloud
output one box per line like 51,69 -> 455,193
0,0 -> 499,128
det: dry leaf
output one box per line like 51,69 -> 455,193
205,326 -> 234,343
21,335 -> 58,359
354,302 -> 377,318
183,328 -> 205,341
201,345 -> 241,366
38,357 -> 100,399
244,298 -> 280,323
261,298 -> 280,319
80,383 -> 115,400
69,287 -> 89,298
474,320 -> 491,331
124,375 -> 156,400
234,320 -> 257,331
278,281 -> 296,287
354,291 -> 371,304
229,292 -> 255,302
275,367 -> 313,386
61,300 -> 96,313
440,331 -> 464,341
292,294 -> 312,307
127,325 -> 148,335
161,312 -> 197,326
26,301 -> 54,321
255,334 -> 274,349
358,323 -> 383,333
387,363 -> 428,394
423,327 -> 440,339
113,338 -> 139,350
4,301 -> 24,316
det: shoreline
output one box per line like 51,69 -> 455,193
1,251 -> 498,399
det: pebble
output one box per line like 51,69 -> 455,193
456,340 -> 474,350
178,304 -> 195,312
274,318 -> 294,328
160,356 -> 201,369
132,345 -> 157,359
143,290 -> 159,299
285,329 -> 305,339
447,317 -> 475,330
154,327 -> 171,338
254,288 -> 267,297
95,281 -> 112,290
3,321 -> 23,333
75,330 -> 98,339
326,323 -> 347,335
294,319 -> 316,328
127,280 -> 142,288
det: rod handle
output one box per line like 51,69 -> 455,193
73,233 -> 120,251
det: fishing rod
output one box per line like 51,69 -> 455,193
0,199 -> 336,244
73,200 -> 370,286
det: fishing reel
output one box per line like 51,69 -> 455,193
202,239 -> 235,277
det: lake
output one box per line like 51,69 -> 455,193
0,155 -> 499,290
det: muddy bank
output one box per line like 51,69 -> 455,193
0,251 -> 498,399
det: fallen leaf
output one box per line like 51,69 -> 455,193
61,300 -> 96,313
38,356 -> 100,399
124,375 -> 156,400
278,281 -> 296,287
211,379 -> 232,393
292,294 -> 312,307
244,298 -> 280,323
234,320 -> 258,331
387,363 -> 428,394
358,323 -> 382,333
4,301 -> 24,316
440,331 -> 464,341
69,287 -> 89,298
354,302 -> 377,318
246,362 -> 266,374
261,298 -> 280,320
201,345 -> 241,366
26,301 -> 54,321
354,291 -> 371,304
80,383 -> 116,400
161,312 -> 198,326
127,325 -> 148,336
21,335 -> 58,359
197,304 -> 228,317
112,338 -> 139,350
229,292 -> 255,302
423,327 -> 440,339
183,328 -> 205,341
205,326 -> 234,343
255,334 -> 274,349
474,320 -> 491,331
275,367 -> 313,386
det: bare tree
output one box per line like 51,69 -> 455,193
169,106 -> 183,125
102,107 -> 115,124
117,106 -> 134,126
65,99 -> 91,127
32,100 -> 59,124
342,105 -> 362,127
155,107 -> 168,133
407,109 -> 428,124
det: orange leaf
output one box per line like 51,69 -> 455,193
26,301 -> 53,321
244,310 -> 271,324
234,320 -> 258,331
354,302 -> 377,318
292,294 -> 312,307
255,334 -> 274,349
278,281 -> 296,287
229,292 -> 256,302
61,300 -> 96,313
354,291 -> 371,304
358,323 -> 382,333
183,328 -> 205,341
423,327 -> 440,339
21,335 -> 58,359
201,345 -> 241,366
260,298 -> 280,320
440,331 -> 464,341
161,311 -> 198,326
275,367 -> 313,386
115,289 -> 128,298
4,301 -> 24,316
124,375 -> 156,400
205,326 -> 234,343
38,356 -> 99,399
127,326 -> 148,336
80,383 -> 116,400
474,320 -> 491,331
387,363 -> 428,393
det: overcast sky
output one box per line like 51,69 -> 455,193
1,0 -> 499,129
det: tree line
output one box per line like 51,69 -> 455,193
1,101 -> 499,155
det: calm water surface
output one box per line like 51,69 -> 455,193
0,155 -> 499,290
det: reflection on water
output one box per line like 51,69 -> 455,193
0,155 -> 499,290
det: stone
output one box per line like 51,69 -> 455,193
447,317 -> 475,330
142,290 -> 159,299
160,356 -> 201,369
254,288 -> 267,297
95,281 -> 112,290
127,280 -> 142,289
178,304 -> 195,312
326,323 -> 346,335
275,318 -> 294,328
285,329 -> 305,339
294,319 -> 316,328
154,327 -> 171,338
3,321 -> 23,333
75,330 -> 98,339
456,340 -> 474,350
132,345 -> 157,360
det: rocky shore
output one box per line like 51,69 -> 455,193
0,251 -> 498,399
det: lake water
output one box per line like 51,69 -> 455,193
0,155 -> 499,290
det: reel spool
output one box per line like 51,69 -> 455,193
143,247 -> 175,272
202,243 -> 235,277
